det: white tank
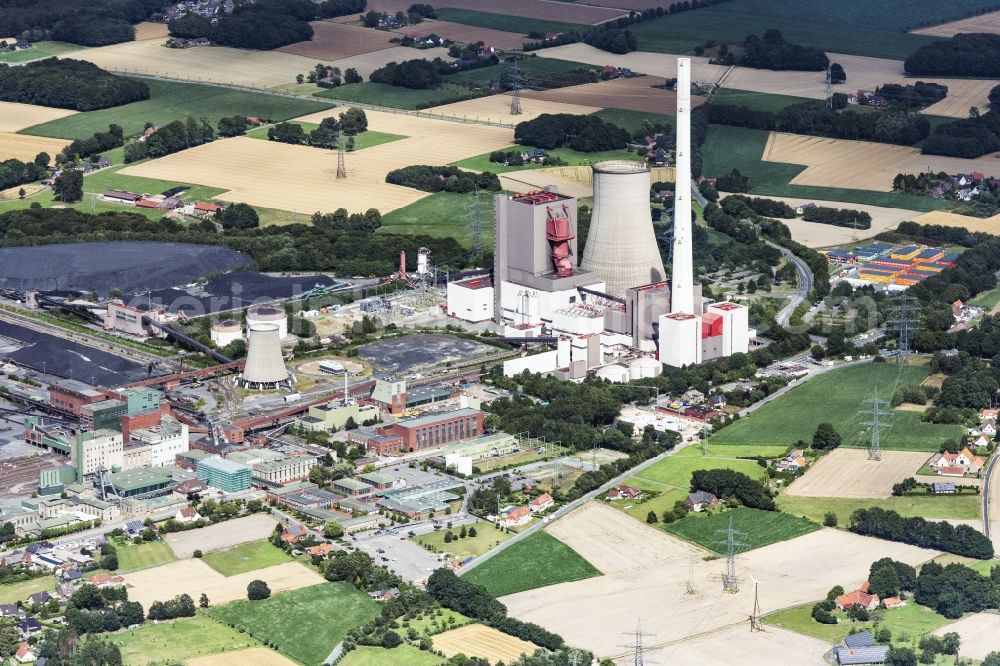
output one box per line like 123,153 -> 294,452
239,323 -> 290,389
581,161 -> 666,297
630,356 -> 662,379
246,304 -> 288,339
596,364 -> 629,383
417,247 -> 431,275
210,319 -> 242,347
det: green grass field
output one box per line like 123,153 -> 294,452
0,576 -> 56,604
379,191 -> 485,246
114,615 -> 263,665
461,531 -> 601,597
435,8 -> 585,33
627,0 -> 1000,59
406,608 -> 472,637
21,79 -> 334,141
700,125 -> 953,211
777,493 -> 981,526
609,482 -> 689,524
633,450 -> 770,490
201,540 -> 293,577
414,521 -> 513,558
708,363 -> 964,451
0,42 -> 84,63
451,145 -> 642,174
969,284 -> 1000,310
710,88 -> 816,112
444,57 -> 592,88
116,540 -> 176,573
592,108 -> 675,135
664,507 -> 820,553
767,601 -> 953,650
340,645 -> 444,666
245,123 -> 406,151
208,582 -> 379,665
314,82 -> 487,110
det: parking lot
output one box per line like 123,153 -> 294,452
351,517 -> 475,582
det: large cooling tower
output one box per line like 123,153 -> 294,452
239,323 -> 290,390
581,161 -> 665,297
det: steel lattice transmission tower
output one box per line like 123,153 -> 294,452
466,189 -> 490,260
825,65 -> 833,109
861,387 -> 893,461
887,292 -> 921,364
336,132 -> 347,180
620,620 -> 658,666
710,515 -> 750,593
508,55 -> 524,116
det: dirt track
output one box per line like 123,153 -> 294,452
785,449 -> 928,499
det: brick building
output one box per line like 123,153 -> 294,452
349,408 -> 484,455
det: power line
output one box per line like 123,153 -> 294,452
466,189 -> 490,261
620,620 -> 659,666
508,55 -> 524,116
860,387 -> 893,461
336,131 -> 347,180
887,292 -> 921,364
710,514 -> 750,593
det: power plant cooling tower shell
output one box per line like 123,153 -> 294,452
581,161 -> 666,297
239,323 -> 289,389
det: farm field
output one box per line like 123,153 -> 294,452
709,88 -> 815,112
499,167 -> 594,199
913,209 -> 1000,235
461,531 -> 601,597
114,615 -> 263,665
663,507 -> 821,553
433,624 -> 538,664
311,45 -> 451,80
72,39 -> 316,89
315,81 -> 487,110
721,53 -> 904,101
777,493 -> 981,526
540,43 -> 728,81
626,0 -> 1000,59
763,131 -> 1000,191
201,540 -> 292,576
785,449 -> 929,499
632,449 -> 769,491
414,520 -> 512,558
520,75 -> 700,114
164,514 -> 278,558
424,94 -> 602,127
451,144 -> 642,174
340,645 -> 445,666
435,8 -> 598,32
366,0 -> 623,23
124,558 -> 323,609
933,613 -> 1000,660
186,647 -> 299,666
917,78 -> 1000,118
0,102 -> 75,133
0,132 -> 69,162
115,539 -> 176,573
279,20 -> 396,60
708,363 -> 965,451
119,107 -> 514,214
914,10 -> 1000,36
407,608 -> 472,637
208,582 -> 380,666
134,22 -> 169,41
0,41 -> 83,63
379,191 -> 484,246
660,624 -> 831,666
21,79 -> 333,141
444,57 -> 595,88
0,576 -> 55,604
591,108 -> 675,134
969,283 -> 1000,310
394,20 -> 526,50
502,501 -> 939,657
245,123 -> 407,152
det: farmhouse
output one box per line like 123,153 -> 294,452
174,506 -> 201,523
929,448 -> 984,476
368,587 -> 400,602
835,583 -> 880,611
607,485 -> 643,501
776,449 -> 807,473
102,189 -> 143,205
684,491 -> 718,512
501,506 -> 532,527
89,573 -> 126,589
529,493 -> 554,513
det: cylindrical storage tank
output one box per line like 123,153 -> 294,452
581,161 -> 666,297
629,362 -> 643,381
210,319 -> 242,347
239,323 -> 290,389
246,304 -> 288,339
632,356 -> 663,379
417,247 -> 431,275
596,364 -> 629,383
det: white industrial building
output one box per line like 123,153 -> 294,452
447,276 -> 493,322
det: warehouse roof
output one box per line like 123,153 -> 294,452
198,456 -> 251,474
333,478 -> 371,491
358,472 -> 394,486
108,467 -> 175,492
399,407 -> 481,429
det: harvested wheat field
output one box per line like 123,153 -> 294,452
764,132 -> 1000,191
0,133 -> 71,162
394,20 -> 526,50
324,45 -> 451,79
122,110 -> 513,213
912,210 -> 1000,235
932,613 -> 1000,660
424,94 -> 601,126
786,449 -> 929,499
724,53 -> 904,100
502,501 -> 938,657
187,647 -> 299,666
72,39 -> 316,88
543,43 -> 727,81
125,559 -> 323,609
280,21 -> 396,60
366,0 -> 624,23
914,11 -> 1000,37
0,101 -> 76,133
521,75 -> 702,114
164,514 -> 278,558
434,624 -> 538,664
500,168 -> 594,199
134,22 -> 169,41
658,624 -> 830,666
911,78 -> 1000,118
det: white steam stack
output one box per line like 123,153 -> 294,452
671,57 -> 694,315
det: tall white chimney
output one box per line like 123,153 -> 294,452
671,57 -> 694,314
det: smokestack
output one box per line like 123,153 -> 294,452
671,57 -> 694,314
581,161 -> 665,297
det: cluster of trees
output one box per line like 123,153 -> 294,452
318,0 -> 368,19
583,28 -> 637,54
849,507 -> 994,559
218,116 -> 253,137
690,469 -> 775,510
891,476 -> 918,497
905,33 -> 1000,77
147,594 -> 196,620
811,422 -> 842,450
217,203 -> 260,230
921,111 -> 1000,158
123,117 -> 215,162
0,0 -> 165,47
64,584 -> 145,636
247,579 -> 271,600
514,114 -> 631,152
740,30 -> 828,71
62,124 -> 123,162
721,195 -> 795,218
0,157 -> 48,192
489,150 -> 565,167
0,59 -> 150,111
914,560 -> 1000,619
385,165 -> 501,193
169,0 -> 315,50
801,206 -> 872,230
877,81 -> 948,110
32,630 -> 125,666
370,58 -> 441,88
715,168 -> 751,192
309,207 -> 384,232
705,102 -> 931,146
267,113 -> 365,149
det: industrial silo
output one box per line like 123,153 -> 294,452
581,161 -> 665,297
210,319 -> 242,347
246,304 -> 288,339
239,323 -> 291,390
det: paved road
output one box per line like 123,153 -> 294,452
768,241 -> 813,327
982,448 -> 1000,552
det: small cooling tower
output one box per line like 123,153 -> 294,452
581,161 -> 665,297
239,323 -> 291,390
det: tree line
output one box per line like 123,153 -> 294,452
124,117 -> 215,162
905,33 -> 1000,77
385,165 -> 501,193
169,0 -> 317,50
369,58 -> 442,89
514,114 -> 632,152
721,194 -> 795,218
0,157 -> 49,192
921,111 -> 1000,158
740,29 -> 828,71
801,206 -> 872,230
877,81 -> 948,111
690,468 -> 775,510
849,507 -> 994,559
0,0 -> 165,47
62,124 -> 124,162
0,59 -> 149,111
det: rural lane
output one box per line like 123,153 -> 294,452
768,240 -> 813,327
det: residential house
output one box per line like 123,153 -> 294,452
606,485 -> 643,501
649,147 -> 670,167
281,524 -> 308,544
306,543 -> 334,557
125,520 -> 144,538
980,420 -> 996,437
708,394 -> 727,409
835,583 -> 880,611
174,506 -> 201,523
500,506 -> 531,527
883,596 -> 906,608
194,201 -> 223,216
776,449 -> 807,473
61,568 -> 83,582
684,491 -> 718,512
681,389 -> 705,404
932,482 -> 956,494
529,493 -> 554,513
0,604 -> 25,619
368,587 -> 400,602
89,573 -> 126,589
795,203 -> 817,215
833,631 -> 888,665
15,642 -> 35,663
28,591 -> 52,606
930,448 -> 985,476
543,32 -> 562,41
17,618 -> 41,637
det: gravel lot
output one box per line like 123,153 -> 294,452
164,514 -> 278,558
